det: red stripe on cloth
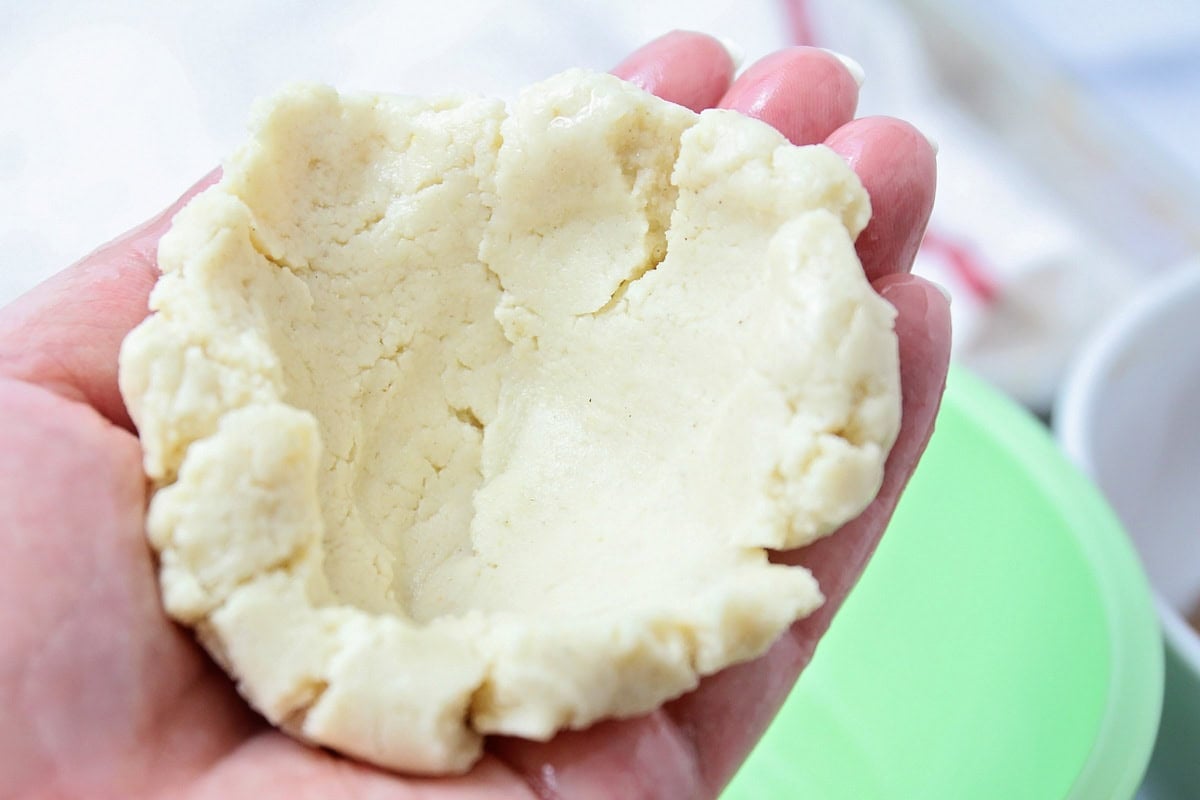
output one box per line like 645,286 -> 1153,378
920,230 -> 1001,304
782,0 -> 819,45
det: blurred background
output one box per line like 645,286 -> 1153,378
3,0 -> 1199,412
3,1 -> 1198,796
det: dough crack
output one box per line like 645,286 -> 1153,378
451,405 -> 484,431
580,110 -> 691,318
280,678 -> 331,734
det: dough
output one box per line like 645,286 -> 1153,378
119,69 -> 900,774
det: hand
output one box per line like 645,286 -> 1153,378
0,31 -> 948,800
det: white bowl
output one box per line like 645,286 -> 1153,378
1056,261 -> 1200,798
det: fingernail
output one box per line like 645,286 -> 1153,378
921,128 -> 939,155
819,48 -> 865,88
715,35 -> 745,71
930,280 -> 952,306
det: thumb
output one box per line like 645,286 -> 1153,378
0,169 -> 219,430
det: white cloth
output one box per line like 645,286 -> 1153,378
0,0 -> 789,305
3,0 -> 1198,410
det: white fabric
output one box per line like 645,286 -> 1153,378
0,0 -> 791,305
3,0 -> 1197,410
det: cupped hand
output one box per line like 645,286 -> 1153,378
0,32 -> 948,800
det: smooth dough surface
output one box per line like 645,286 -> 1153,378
119,69 -> 901,774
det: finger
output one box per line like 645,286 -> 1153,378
661,274 -> 951,794
492,275 -> 952,798
612,30 -> 738,112
0,170 -> 219,430
781,274 -> 951,601
825,117 -> 937,281
718,47 -> 860,145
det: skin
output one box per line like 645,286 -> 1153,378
0,31 -> 948,800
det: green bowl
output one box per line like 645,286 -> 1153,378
725,369 -> 1162,799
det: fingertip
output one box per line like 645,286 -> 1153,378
718,46 -> 860,145
876,273 -> 953,412
878,270 -> 951,321
612,31 -> 737,112
826,116 -> 937,281
826,116 -> 937,175
714,35 -> 746,71
817,48 -> 865,88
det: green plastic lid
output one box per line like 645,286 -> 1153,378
725,369 -> 1163,799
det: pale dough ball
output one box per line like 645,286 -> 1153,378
119,69 -> 900,774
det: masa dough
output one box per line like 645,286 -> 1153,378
119,69 -> 901,774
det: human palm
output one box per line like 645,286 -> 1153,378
0,33 -> 947,800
